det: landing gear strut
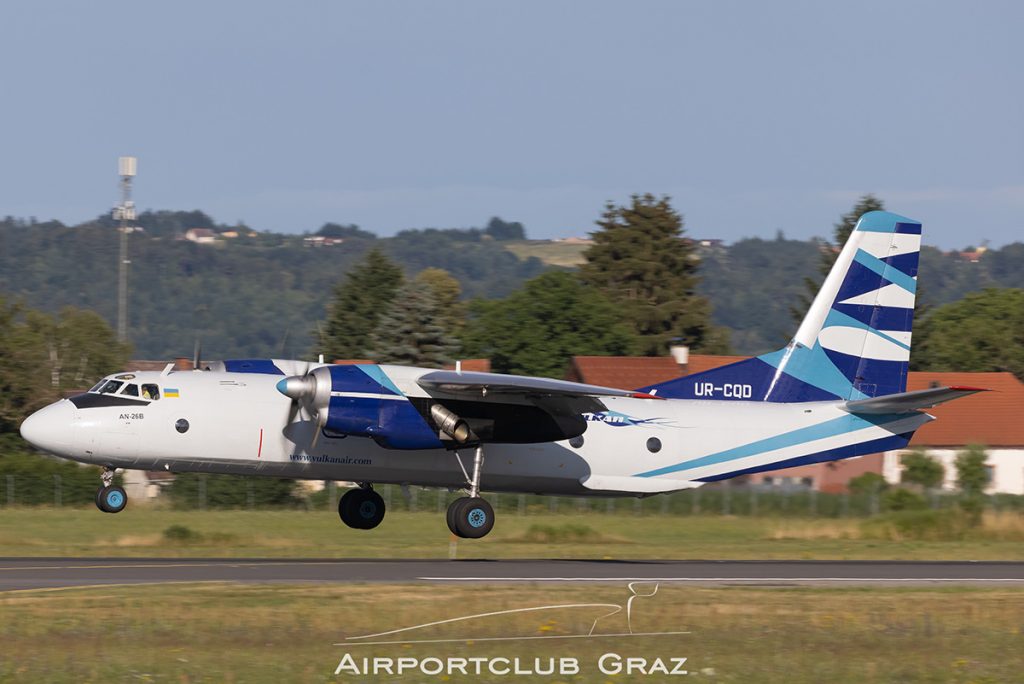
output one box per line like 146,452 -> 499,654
447,446 -> 495,539
338,485 -> 386,530
95,467 -> 127,514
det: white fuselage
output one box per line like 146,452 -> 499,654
23,364 -> 929,496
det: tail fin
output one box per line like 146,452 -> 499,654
641,211 -> 921,402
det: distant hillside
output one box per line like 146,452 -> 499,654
0,213 -> 547,360
2,212 -> 1022,359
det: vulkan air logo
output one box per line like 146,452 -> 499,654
583,411 -> 673,427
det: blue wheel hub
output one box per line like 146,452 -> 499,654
358,501 -> 377,519
106,490 -> 125,509
467,507 -> 487,528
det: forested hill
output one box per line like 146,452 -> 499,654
0,213 -> 547,360
2,211 -> 1022,359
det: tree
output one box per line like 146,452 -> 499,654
579,194 -> 728,355
955,444 -> 989,524
315,223 -> 376,240
461,271 -> 638,377
366,281 -> 459,368
791,194 -> 886,323
414,268 -> 465,337
911,289 -> 1024,380
0,298 -> 131,433
900,450 -> 945,491
484,217 -> 526,241
955,445 -> 989,495
320,249 -> 404,360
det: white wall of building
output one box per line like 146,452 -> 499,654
883,448 -> 1024,495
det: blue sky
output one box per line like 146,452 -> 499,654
1,1 -> 1021,247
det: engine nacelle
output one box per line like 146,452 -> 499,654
322,365 -> 443,450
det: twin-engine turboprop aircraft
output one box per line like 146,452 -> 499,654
20,211 -> 983,538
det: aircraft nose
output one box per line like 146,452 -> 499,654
19,401 -> 75,454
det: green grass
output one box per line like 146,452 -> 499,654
3,507 -> 1024,559
1,583 -> 1022,682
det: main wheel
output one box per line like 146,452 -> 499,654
446,496 -> 471,535
338,488 -> 386,530
449,497 -> 494,539
96,485 -> 127,514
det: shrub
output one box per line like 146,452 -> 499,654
861,509 -> 973,541
882,487 -> 928,512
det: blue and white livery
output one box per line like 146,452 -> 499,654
19,211 -> 983,538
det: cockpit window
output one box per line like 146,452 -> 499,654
98,380 -> 124,394
120,383 -> 140,397
89,380 -> 107,392
141,384 -> 160,401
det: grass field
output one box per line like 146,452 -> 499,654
2,507 -> 1024,560
1,582 -> 1022,682
503,240 -> 589,267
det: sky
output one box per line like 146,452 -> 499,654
1,1 -> 1021,247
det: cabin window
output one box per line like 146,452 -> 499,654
646,437 -> 662,453
120,384 -> 140,397
141,384 -> 160,400
98,380 -> 124,394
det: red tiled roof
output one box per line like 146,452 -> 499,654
684,355 -> 747,375
907,372 -> 1024,447
444,359 -> 491,372
568,356 -> 682,389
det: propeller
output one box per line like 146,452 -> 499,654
192,339 -> 202,371
276,365 -> 331,449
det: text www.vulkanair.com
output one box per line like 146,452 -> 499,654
290,454 -> 372,465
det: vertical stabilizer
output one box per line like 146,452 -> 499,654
640,211 -> 921,402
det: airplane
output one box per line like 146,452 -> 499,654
19,211 -> 984,539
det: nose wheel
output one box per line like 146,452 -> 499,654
447,445 -> 495,538
95,468 -> 127,513
338,486 -> 386,529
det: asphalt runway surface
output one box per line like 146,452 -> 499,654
2,558 -> 1024,591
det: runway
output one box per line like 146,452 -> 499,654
2,558 -> 1024,592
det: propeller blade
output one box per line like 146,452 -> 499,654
192,340 -> 202,371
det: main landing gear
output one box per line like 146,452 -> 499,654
338,484 -> 386,530
95,467 -> 127,514
447,445 -> 495,539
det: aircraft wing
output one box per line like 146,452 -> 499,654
842,385 -> 987,415
416,370 -> 663,442
417,370 -> 662,402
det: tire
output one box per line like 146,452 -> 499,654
452,497 -> 494,539
339,488 -> 385,530
99,485 -> 127,514
95,486 -> 109,513
446,496 -> 471,536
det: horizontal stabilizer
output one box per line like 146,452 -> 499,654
842,385 -> 987,414
580,474 -> 701,494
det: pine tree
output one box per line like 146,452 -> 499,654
320,249 -> 404,361
367,282 -> 459,368
791,194 -> 885,323
579,194 -> 728,355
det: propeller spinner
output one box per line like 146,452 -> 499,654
276,367 -> 331,447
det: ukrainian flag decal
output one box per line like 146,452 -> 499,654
164,388 -> 180,398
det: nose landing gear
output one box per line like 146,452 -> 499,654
95,467 -> 127,514
446,445 -> 495,539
